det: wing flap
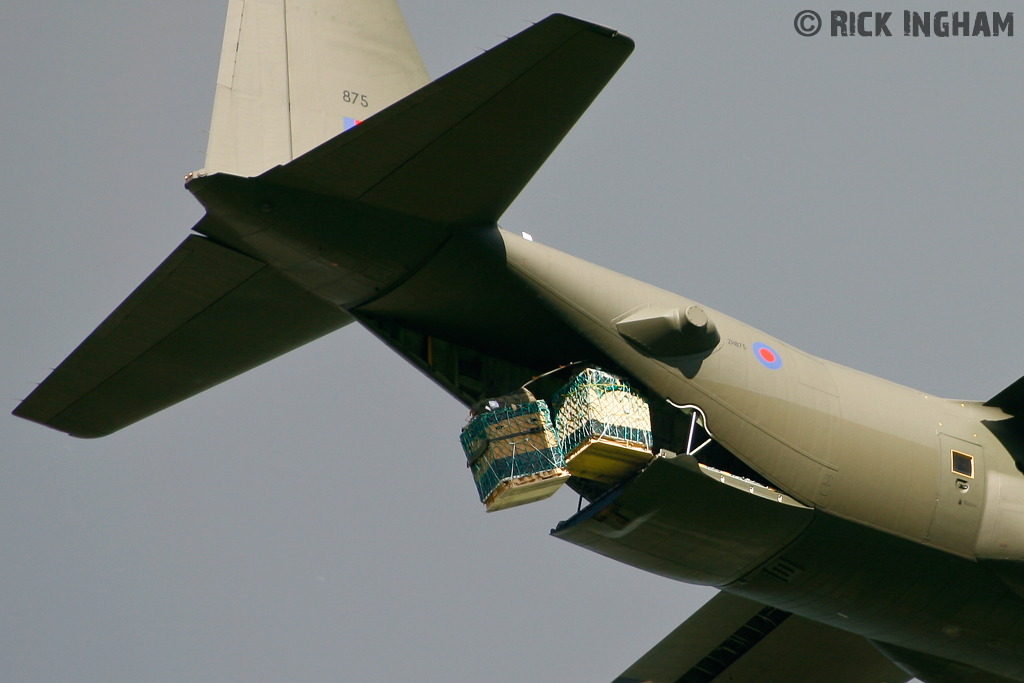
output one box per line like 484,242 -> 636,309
260,13 -> 634,225
14,234 -> 352,437
614,592 -> 910,683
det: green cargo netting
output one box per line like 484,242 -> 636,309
460,398 -> 565,504
551,368 -> 653,457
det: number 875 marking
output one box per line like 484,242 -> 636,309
343,90 -> 369,107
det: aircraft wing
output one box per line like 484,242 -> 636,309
13,234 -> 353,438
613,592 -> 909,683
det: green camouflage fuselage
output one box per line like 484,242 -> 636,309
183,170 -> 1024,680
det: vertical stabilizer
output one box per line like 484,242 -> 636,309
204,0 -> 429,177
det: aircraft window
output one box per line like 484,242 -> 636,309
951,450 -> 974,478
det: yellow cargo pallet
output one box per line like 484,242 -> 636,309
565,437 -> 652,484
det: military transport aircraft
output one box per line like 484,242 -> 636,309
11,1 -> 1024,681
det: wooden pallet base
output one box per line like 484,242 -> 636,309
484,468 -> 571,512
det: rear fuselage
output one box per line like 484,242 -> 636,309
501,231 -> 1024,680
189,173 -> 1024,679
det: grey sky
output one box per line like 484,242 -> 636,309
2,2 -> 1019,681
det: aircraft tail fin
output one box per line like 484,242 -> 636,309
204,0 -> 429,178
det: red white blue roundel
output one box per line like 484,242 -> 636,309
753,342 -> 782,370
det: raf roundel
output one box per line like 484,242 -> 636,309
753,342 -> 783,370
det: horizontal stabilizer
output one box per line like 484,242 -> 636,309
613,592 -> 909,683
986,375 -> 1024,415
14,235 -> 352,438
261,13 -> 634,225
